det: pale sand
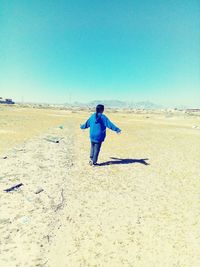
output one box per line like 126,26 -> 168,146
0,106 -> 200,267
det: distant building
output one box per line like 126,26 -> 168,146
0,97 -> 15,104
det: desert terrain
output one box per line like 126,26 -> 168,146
0,105 -> 200,267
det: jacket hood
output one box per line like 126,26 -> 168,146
95,112 -> 103,123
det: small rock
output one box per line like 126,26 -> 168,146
35,187 -> 44,194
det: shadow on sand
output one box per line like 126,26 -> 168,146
98,157 -> 150,166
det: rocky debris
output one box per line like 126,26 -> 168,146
4,183 -> 23,193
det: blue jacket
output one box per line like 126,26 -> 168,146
80,113 -> 121,143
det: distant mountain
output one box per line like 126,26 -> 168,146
130,101 -> 163,109
67,100 -> 163,109
88,100 -> 128,108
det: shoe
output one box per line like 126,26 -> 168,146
93,163 -> 98,166
89,160 -> 93,166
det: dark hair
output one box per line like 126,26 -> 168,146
96,104 -> 104,118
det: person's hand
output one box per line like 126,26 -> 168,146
80,125 -> 86,132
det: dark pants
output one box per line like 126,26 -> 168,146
90,142 -> 102,164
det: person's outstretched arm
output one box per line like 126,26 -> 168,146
105,117 -> 121,133
80,118 -> 90,129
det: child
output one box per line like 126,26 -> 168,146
80,104 -> 121,166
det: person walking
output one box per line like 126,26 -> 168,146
80,104 -> 121,166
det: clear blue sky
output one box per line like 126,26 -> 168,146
0,0 -> 199,106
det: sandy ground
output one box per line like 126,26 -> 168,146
0,106 -> 200,267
